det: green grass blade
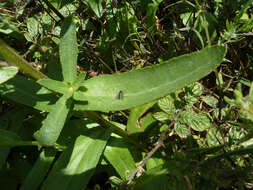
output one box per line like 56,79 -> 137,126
59,16 -> 78,84
74,46 -> 226,111
34,94 -> 73,146
41,128 -> 111,190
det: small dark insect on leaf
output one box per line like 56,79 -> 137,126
116,90 -> 124,100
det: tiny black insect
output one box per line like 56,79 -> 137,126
116,90 -> 124,100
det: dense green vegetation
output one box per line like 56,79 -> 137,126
0,0 -> 253,189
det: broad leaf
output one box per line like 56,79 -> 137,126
104,137 -> 136,180
74,46 -> 226,111
0,66 -> 18,84
41,128 -> 111,190
60,16 -> 78,84
181,111 -> 211,131
34,93 -> 73,146
20,149 -> 56,190
174,122 -> 189,138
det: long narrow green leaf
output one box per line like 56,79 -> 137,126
0,66 -> 18,84
0,38 -> 47,80
37,78 -> 70,94
104,137 -> 136,180
60,16 -> 78,84
0,75 -> 57,112
34,94 -> 73,146
74,46 -> 226,111
41,128 -> 111,190
20,149 -> 56,190
83,0 -> 103,18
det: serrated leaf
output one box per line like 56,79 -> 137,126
207,126 -> 223,146
183,82 -> 203,109
202,95 -> 218,108
104,137 -> 136,180
0,66 -> 18,84
181,111 -> 211,131
174,122 -> 190,138
20,149 -> 56,190
41,128 -> 111,190
74,46 -> 226,111
37,78 -> 70,94
34,94 -> 73,146
158,95 -> 176,118
153,112 -> 170,122
60,16 -> 78,84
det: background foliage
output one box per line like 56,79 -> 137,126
0,0 -> 253,189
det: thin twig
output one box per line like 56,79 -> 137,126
41,0 -> 64,21
125,112 -> 181,185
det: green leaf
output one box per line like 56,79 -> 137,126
37,78 -> 70,94
207,126 -> 223,146
34,94 -> 73,146
133,161 -> 184,190
153,112 -> 170,122
0,75 -> 57,112
0,66 -> 18,84
104,137 -> 136,180
74,46 -> 226,111
60,16 -> 78,84
127,101 -> 156,133
202,95 -> 218,108
0,129 -> 21,142
83,0 -> 103,18
174,122 -> 190,138
41,128 -> 111,190
20,149 -> 56,190
181,111 -> 211,131
158,95 -> 176,118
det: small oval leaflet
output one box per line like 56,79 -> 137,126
116,90 -> 124,100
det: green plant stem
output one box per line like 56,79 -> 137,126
0,39 -> 48,80
0,141 -> 40,147
83,111 -> 148,152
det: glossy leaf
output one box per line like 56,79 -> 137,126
0,66 -> 18,84
37,78 -> 70,94
20,149 -> 56,190
127,101 -> 156,133
34,94 -> 73,146
59,17 -> 78,84
0,75 -> 57,112
104,137 -> 136,180
74,46 -> 226,111
41,128 -> 111,190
